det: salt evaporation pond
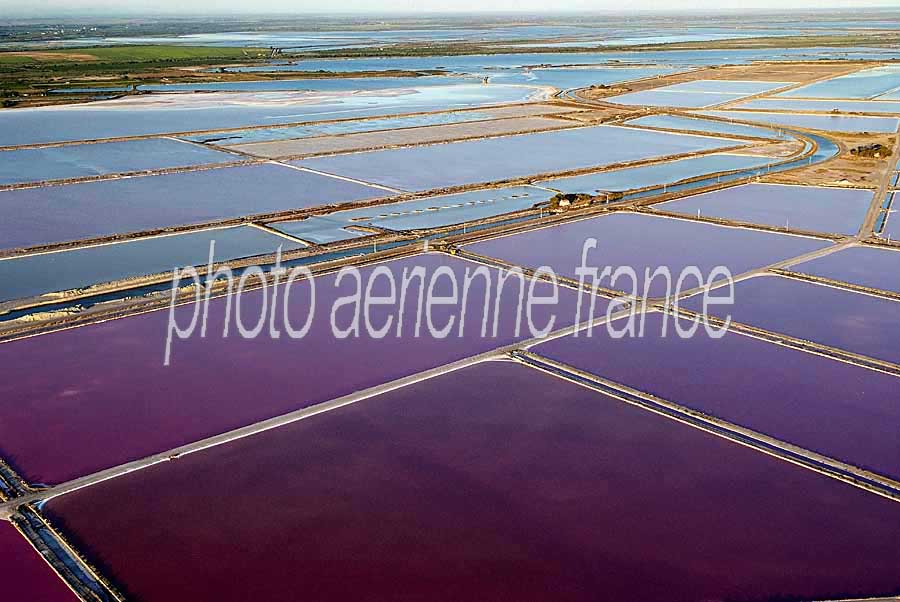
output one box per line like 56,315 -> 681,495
787,245 -> 900,293
0,138 -> 236,187
0,226 -> 304,304
234,116 -> 572,159
486,66 -> 677,90
183,105 -> 573,145
271,186 -> 554,242
879,88 -> 900,100
656,183 -> 872,235
0,85 -> 543,146
656,80 -> 794,95
136,75 -> 481,93
608,89 -> 742,109
507,27 -> 806,48
699,109 -> 900,133
627,113 -> 786,139
532,312 -> 900,481
44,360 -> 900,602
728,97 -> 900,115
0,253 -> 587,484
608,79 -> 792,109
595,29 -> 799,46
140,68 -> 676,94
228,47 -> 900,74
882,195 -> 900,239
540,153 -> 775,193
686,275 -> 900,365
464,213 -> 830,297
778,64 -> 900,99
0,522 -> 75,601
269,216 -> 369,244
0,164 -> 387,251
297,125 -> 742,191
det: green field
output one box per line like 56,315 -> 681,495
0,45 -> 276,106
0,45 -> 270,66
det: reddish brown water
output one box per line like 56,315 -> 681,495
533,312 -> 900,481
464,213 -> 831,297
0,253 -> 586,485
686,275 -> 900,365
0,522 -> 75,601
46,361 -> 900,602
788,244 -> 900,294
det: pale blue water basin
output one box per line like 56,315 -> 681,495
626,114 -> 788,139
0,138 -> 235,186
487,66 -> 677,90
877,88 -> 900,100
226,48 -> 900,74
297,125 -> 742,192
507,27 -> 807,50
699,110 -> 900,133
731,98 -> 900,114
0,163 -> 391,251
183,109 -> 517,145
540,153 -> 774,193
596,31 -> 798,46
787,244 -> 900,293
657,80 -> 793,95
656,183 -> 873,235
269,217 -> 371,244
509,31 -> 810,48
507,40 -> 612,48
50,77 -> 482,94
0,226 -> 303,304
0,85 -> 542,146
137,69 -> 677,94
607,90 -> 744,108
271,185 -> 554,243
779,65 -> 900,99
136,75 -> 481,93
607,79 -> 794,109
882,194 -> 900,240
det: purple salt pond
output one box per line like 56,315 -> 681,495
532,312 -> 900,480
464,212 -> 831,297
0,522 -> 75,601
687,274 -> 900,365
0,253 -> 587,484
656,183 -> 873,235
0,163 -> 389,251
787,244 -> 900,293
45,360 -> 900,602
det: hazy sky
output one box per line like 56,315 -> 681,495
5,0 -> 900,17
